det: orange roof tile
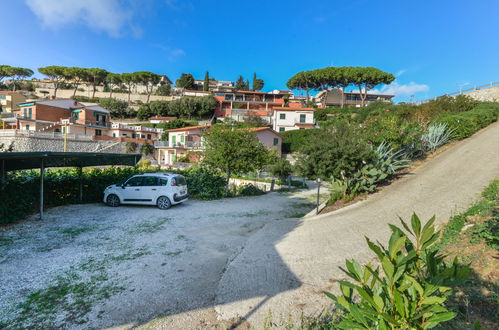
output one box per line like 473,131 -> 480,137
166,125 -> 208,132
273,107 -> 316,111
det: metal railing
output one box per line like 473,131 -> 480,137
0,129 -> 94,141
415,81 -> 499,104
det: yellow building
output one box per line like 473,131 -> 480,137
0,91 -> 27,113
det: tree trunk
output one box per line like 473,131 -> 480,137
110,88 -> 113,98
358,85 -> 366,107
54,84 -> 58,98
147,92 -> 151,103
12,79 -> 16,91
73,85 -> 78,97
92,85 -> 96,99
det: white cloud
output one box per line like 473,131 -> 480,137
369,81 -> 429,96
396,69 -> 407,77
25,0 -> 132,37
151,44 -> 186,61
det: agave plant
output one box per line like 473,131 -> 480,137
325,214 -> 470,329
420,123 -> 455,152
374,142 -> 410,173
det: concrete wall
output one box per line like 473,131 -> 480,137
464,86 -> 499,102
35,88 -> 178,104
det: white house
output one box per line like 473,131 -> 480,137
272,107 -> 316,132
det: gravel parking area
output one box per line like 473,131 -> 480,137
0,188 -> 317,329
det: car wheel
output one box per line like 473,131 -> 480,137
157,196 -> 171,210
106,194 -> 120,207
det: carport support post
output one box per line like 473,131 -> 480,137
39,159 -> 45,220
78,166 -> 83,202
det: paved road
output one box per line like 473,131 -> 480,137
214,121 -> 499,328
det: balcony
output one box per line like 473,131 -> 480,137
65,117 -> 111,128
155,141 -> 204,149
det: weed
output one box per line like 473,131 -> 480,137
128,218 -> 171,234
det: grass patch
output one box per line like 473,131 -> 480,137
128,218 -> 171,234
438,178 -> 498,329
288,212 -> 307,218
162,250 -> 183,257
2,265 -> 125,328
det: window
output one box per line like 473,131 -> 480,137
279,127 -> 285,132
172,136 -> 176,145
159,178 -> 168,186
142,176 -> 158,186
279,113 -> 286,120
180,135 -> 184,142
125,176 -> 143,186
273,138 -> 279,146
132,133 -> 136,138
174,176 -> 187,186
299,114 -> 306,123
112,133 -> 116,137
147,134 -> 151,140
95,129 -> 102,136
25,125 -> 30,130
28,108 -> 32,119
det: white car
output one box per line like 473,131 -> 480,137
103,173 -> 188,210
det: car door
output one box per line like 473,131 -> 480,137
122,176 -> 145,203
140,176 -> 159,203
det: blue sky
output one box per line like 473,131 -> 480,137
2,0 -> 499,102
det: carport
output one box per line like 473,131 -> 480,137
0,152 -> 142,219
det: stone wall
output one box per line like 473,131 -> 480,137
34,88 -> 178,104
0,135 -> 126,153
464,86 -> 499,102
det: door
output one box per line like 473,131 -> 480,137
140,176 -> 159,203
122,176 -> 146,203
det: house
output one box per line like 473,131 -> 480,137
1,98 -> 160,142
193,79 -> 235,93
109,123 -> 161,140
0,91 -> 27,113
149,116 -> 177,124
272,107 -> 316,132
155,125 -> 208,166
248,127 -> 282,154
214,90 -> 288,121
7,99 -> 111,136
155,125 -> 282,167
315,88 -> 394,108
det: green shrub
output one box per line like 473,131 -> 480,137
325,214 -> 470,329
140,143 -> 154,155
269,158 -> 293,181
125,141 -> 138,153
237,184 -> 265,196
281,129 -> 318,153
298,123 -> 375,180
435,105 -> 499,140
183,166 -> 226,200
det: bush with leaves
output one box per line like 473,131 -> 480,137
237,184 -> 265,196
140,143 -> 154,156
125,141 -> 138,153
325,214 -> 470,329
269,158 -> 293,181
298,122 -> 374,180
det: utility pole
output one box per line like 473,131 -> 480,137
63,121 -> 68,152
316,178 -> 321,215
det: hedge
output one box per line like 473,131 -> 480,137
281,128 -> 319,153
0,166 -> 226,224
434,103 -> 499,140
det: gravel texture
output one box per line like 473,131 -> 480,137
0,188 -> 317,329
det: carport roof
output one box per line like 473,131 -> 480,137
0,152 -> 142,171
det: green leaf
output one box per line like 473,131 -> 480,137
393,289 -> 405,318
381,257 -> 394,282
373,294 -> 384,312
426,311 -> 456,323
366,237 -> 384,260
389,236 -> 406,259
349,304 -> 369,327
405,275 -> 424,297
411,213 -> 421,237
473,320 -> 482,330
422,296 -> 446,305
399,216 -> 414,235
